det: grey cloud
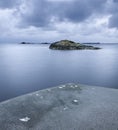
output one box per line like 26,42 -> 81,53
21,0 -> 52,27
109,14 -> 118,28
20,0 -> 108,27
0,0 -> 21,8
108,0 -> 118,28
113,0 -> 118,3
2,0 -> 118,30
63,0 -> 107,22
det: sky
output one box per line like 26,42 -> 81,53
0,0 -> 118,43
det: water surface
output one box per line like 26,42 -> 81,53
0,43 -> 118,101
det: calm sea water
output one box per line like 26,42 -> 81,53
0,43 -> 118,102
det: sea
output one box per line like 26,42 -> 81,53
0,43 -> 118,102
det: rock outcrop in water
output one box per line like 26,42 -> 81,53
20,42 -> 34,44
49,40 -> 101,50
20,42 -> 50,44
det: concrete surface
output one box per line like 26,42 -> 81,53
0,83 -> 118,130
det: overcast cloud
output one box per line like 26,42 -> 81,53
0,0 -> 118,43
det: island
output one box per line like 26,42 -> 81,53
20,42 -> 34,44
49,40 -> 101,50
83,42 -> 100,44
20,42 -> 50,44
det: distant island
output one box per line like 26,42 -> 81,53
20,42 -> 50,44
20,42 -> 34,44
49,40 -> 101,50
83,42 -> 100,44
20,40 -> 101,50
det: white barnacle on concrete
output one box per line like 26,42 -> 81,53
73,99 -> 78,103
70,85 -> 74,88
63,107 -> 68,110
59,85 -> 66,89
19,117 -> 30,122
62,85 -> 66,88
36,93 -> 39,96
75,85 -> 78,88
59,86 -> 63,89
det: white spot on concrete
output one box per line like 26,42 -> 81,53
75,85 -> 78,88
36,94 -> 39,96
59,85 -> 66,89
59,86 -> 63,89
70,85 -> 79,88
73,99 -> 78,103
19,117 -> 30,122
70,86 -> 75,88
63,107 -> 68,110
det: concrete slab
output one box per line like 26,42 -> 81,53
0,83 -> 118,130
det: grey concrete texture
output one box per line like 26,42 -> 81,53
0,83 -> 118,130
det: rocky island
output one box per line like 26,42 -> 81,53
20,42 -> 34,44
49,40 -> 101,50
20,42 -> 50,44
